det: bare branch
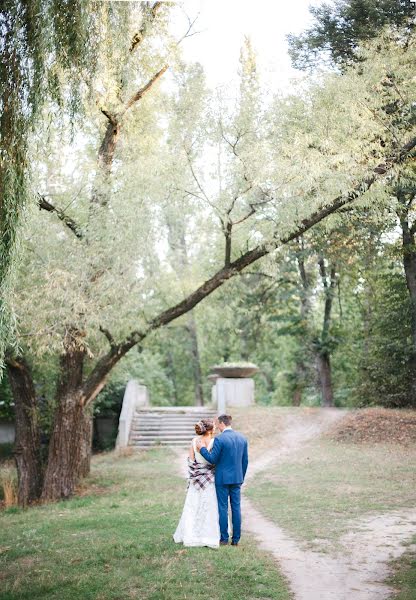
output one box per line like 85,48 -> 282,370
130,2 -> 163,54
100,109 -> 117,125
38,194 -> 83,239
123,65 -> 168,114
232,207 -> 256,226
99,326 -> 116,349
184,146 -> 211,204
175,12 -> 202,46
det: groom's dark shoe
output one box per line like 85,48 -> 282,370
231,541 -> 239,546
220,540 -> 229,546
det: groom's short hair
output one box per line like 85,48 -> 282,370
218,414 -> 232,426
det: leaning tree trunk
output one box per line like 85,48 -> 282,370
41,330 -> 86,501
6,356 -> 43,506
316,352 -> 334,407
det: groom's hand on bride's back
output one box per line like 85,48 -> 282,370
195,438 -> 205,451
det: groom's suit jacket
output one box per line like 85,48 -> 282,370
200,429 -> 248,485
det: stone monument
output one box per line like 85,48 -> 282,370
209,363 -> 259,414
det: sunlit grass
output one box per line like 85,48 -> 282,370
0,449 -> 291,600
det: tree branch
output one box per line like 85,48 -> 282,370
99,326 -> 116,349
38,194 -> 84,239
80,136 -> 416,406
122,65 -> 168,114
129,2 -> 163,54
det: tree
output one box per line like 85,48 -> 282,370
0,0 -> 137,370
289,4 -> 416,402
7,24 -> 416,505
288,0 -> 414,70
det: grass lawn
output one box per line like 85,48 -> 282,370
246,438 -> 416,546
388,537 -> 416,600
0,449 -> 291,600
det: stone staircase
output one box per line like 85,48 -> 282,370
128,406 -> 217,448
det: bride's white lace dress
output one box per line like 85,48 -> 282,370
173,438 -> 220,549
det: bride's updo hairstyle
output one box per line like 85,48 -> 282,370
195,418 -> 214,436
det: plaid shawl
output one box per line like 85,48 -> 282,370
187,457 -> 215,490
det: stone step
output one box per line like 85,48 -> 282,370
129,439 -> 190,447
128,408 -> 216,447
131,427 -> 208,433
133,414 -> 216,420
129,434 -> 193,441
132,420 -> 212,425
132,416 -> 211,423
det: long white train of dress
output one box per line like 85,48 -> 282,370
173,438 -> 220,549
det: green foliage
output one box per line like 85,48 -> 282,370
4,11 -> 416,413
288,0 -> 414,69
0,0 -> 134,367
0,373 -> 14,420
94,381 -> 125,418
355,267 -> 414,407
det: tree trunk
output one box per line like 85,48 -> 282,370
77,406 -> 93,478
316,352 -> 334,407
6,356 -> 43,506
41,329 -> 86,501
399,201 -> 416,401
315,259 -> 337,406
41,393 -> 85,500
186,312 -> 204,406
292,387 -> 302,407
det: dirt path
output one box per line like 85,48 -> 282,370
174,409 -> 416,600
244,409 -> 416,600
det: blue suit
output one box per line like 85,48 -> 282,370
200,429 -> 248,544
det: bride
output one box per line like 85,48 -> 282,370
173,418 -> 220,549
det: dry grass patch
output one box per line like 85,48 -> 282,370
0,462 -> 18,508
248,437 -> 416,546
232,407 -> 290,460
328,408 -> 416,446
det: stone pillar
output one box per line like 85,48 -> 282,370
215,377 -> 255,414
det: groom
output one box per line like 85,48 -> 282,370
196,414 -> 248,546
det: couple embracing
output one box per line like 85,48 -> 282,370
174,414 -> 249,549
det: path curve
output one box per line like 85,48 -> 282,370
244,409 -> 416,600
174,409 -> 416,600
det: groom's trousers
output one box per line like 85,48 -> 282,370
215,483 -> 242,543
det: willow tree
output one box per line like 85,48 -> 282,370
0,0 -> 133,370
8,24 -> 416,506
6,0 -> 173,504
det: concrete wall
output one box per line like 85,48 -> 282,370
116,380 -> 149,449
0,421 -> 15,444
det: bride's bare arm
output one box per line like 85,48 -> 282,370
189,439 -> 195,460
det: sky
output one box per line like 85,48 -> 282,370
171,0 -> 322,93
